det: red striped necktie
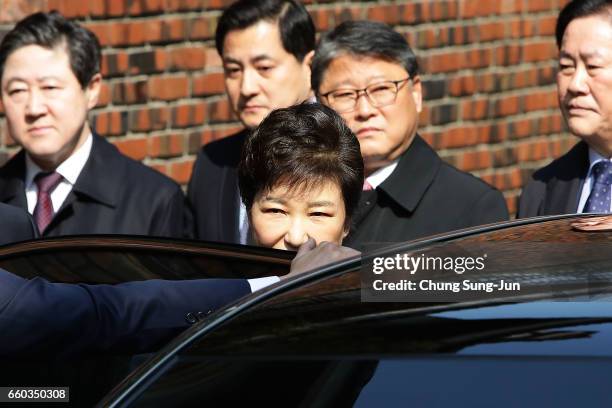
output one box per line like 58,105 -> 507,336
33,171 -> 63,234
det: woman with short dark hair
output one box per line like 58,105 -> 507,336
238,103 -> 364,249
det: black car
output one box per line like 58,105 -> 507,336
96,215 -> 612,408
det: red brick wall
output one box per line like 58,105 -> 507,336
0,0 -> 574,216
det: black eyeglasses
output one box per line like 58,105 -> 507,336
319,78 -> 411,113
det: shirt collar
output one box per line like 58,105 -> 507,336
587,147 -> 612,175
25,133 -> 93,189
366,160 -> 399,189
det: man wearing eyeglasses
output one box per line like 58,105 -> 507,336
312,21 -> 508,246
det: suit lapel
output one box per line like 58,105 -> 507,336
351,189 -> 377,227
542,141 -> 589,215
216,130 -> 247,243
543,177 -> 583,214
218,165 -> 240,243
45,192 -> 76,235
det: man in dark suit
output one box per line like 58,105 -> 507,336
518,0 -> 612,217
0,12 -> 185,237
312,21 -> 509,246
187,0 -> 315,243
0,202 -> 37,245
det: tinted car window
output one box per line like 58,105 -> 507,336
0,236 -> 291,282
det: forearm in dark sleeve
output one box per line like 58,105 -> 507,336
0,269 -> 250,357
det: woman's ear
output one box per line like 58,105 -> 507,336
342,225 -> 350,239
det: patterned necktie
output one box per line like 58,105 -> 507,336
363,180 -> 374,191
33,171 -> 63,233
584,161 -> 612,214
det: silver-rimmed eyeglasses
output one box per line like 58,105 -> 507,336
319,77 -> 411,113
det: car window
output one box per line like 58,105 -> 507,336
0,236 -> 292,282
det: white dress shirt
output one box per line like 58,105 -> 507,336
238,197 -> 249,245
248,276 -> 280,292
365,160 -> 399,189
25,133 -> 93,215
577,148 -> 612,213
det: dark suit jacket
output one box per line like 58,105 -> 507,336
517,141 -> 588,218
0,202 -> 38,245
345,135 -> 509,247
187,130 -> 247,243
0,134 -> 186,238
0,268 -> 250,357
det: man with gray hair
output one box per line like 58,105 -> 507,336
312,21 -> 509,246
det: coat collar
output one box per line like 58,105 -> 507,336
377,134 -> 441,213
542,140 -> 589,215
69,133 -> 122,208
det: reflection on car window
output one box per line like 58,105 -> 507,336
132,357 -> 612,407
133,359 -> 376,407
0,238 -> 291,282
